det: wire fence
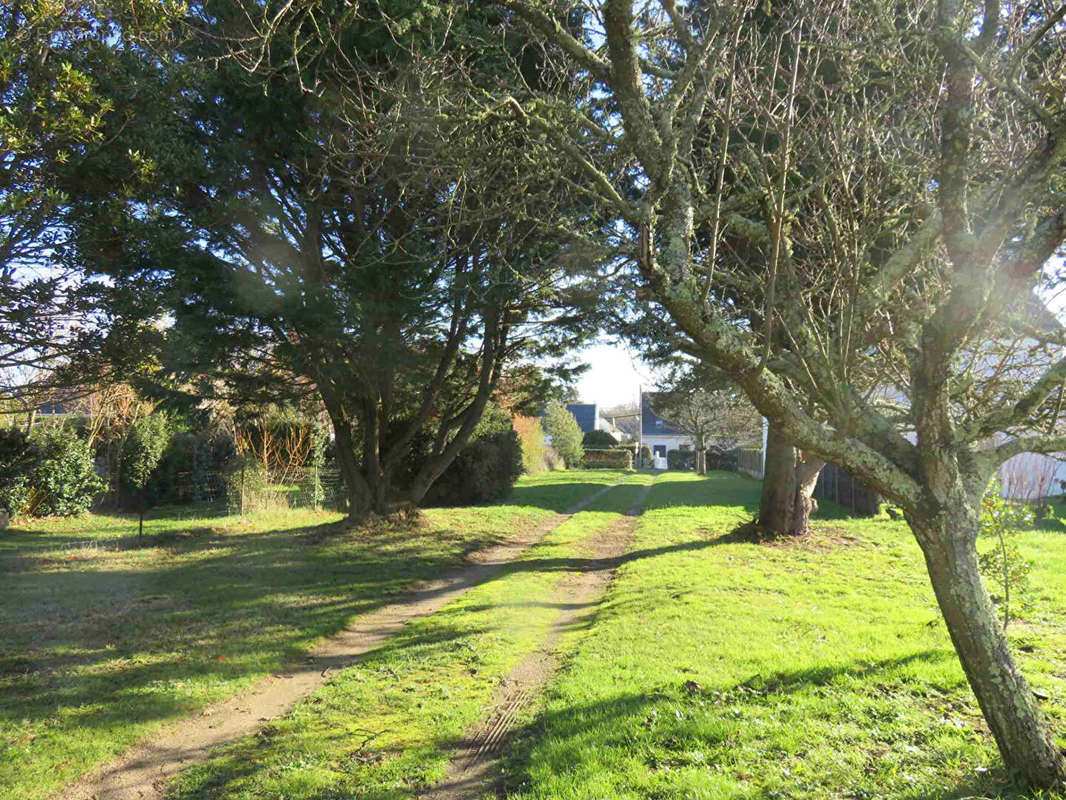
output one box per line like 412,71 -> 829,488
146,466 -> 347,518
813,462 -> 880,516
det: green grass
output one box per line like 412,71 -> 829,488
501,472 -> 1066,800
166,471 -> 655,799
0,468 -> 624,800
11,468 -> 1066,800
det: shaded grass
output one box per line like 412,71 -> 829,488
20,467 -> 1066,799
0,469 -> 619,800
501,472 -> 1066,800
166,472 -> 655,799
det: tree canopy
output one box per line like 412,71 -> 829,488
500,0 -> 1066,786
66,1 -> 598,517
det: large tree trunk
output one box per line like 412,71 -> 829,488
911,505 -> 1066,788
320,397 -> 375,522
333,429 -> 372,520
760,424 -> 825,536
759,422 -> 796,535
789,455 -> 825,536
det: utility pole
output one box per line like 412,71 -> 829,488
638,385 -> 643,467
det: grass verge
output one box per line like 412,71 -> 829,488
165,472 -> 654,799
0,469 -> 624,799
501,471 -> 1066,800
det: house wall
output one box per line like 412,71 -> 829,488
642,434 -> 693,457
998,451 -> 1066,501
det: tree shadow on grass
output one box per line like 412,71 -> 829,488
167,611 -> 500,800
0,511 -> 507,794
498,650 -> 1037,800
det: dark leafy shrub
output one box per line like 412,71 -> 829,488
582,429 -> 618,448
579,449 -> 633,469
148,430 -> 237,505
28,425 -> 104,516
707,448 -> 739,472
422,404 -> 523,506
639,445 -> 652,468
120,414 -> 172,508
0,428 -> 41,518
667,449 -> 697,471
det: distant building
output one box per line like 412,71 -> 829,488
565,403 -> 622,437
639,392 -> 693,459
38,401 -> 69,416
993,294 -> 1066,500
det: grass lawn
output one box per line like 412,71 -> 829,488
8,468 -> 1066,799
167,472 -> 655,799
503,472 -> 1066,800
0,468 -> 627,800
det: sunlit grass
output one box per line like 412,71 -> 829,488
502,472 -> 1066,800
0,469 -> 615,800
13,468 -> 1066,800
167,472 -> 654,799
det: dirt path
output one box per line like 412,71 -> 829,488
56,483 -> 620,800
419,480 -> 655,800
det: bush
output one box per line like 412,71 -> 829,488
667,449 -> 697,471
27,425 -> 104,516
544,445 -> 564,470
0,428 -> 41,518
513,414 -> 548,474
227,457 -> 290,514
979,479 -> 1035,629
120,414 -> 172,508
423,403 -> 523,506
542,400 -> 584,467
149,430 -> 236,505
707,448 -> 740,472
582,429 -> 618,448
579,449 -> 633,469
639,445 -> 652,468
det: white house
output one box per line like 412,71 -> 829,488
639,392 -> 694,460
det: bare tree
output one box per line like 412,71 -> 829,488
503,0 -> 1066,786
651,366 -> 760,475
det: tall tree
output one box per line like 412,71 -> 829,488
70,1 -> 594,518
503,0 -> 1066,787
1,1 -> 176,401
542,399 -> 584,466
650,365 -> 760,475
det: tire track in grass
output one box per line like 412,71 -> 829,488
54,481 -> 622,800
419,477 -> 656,800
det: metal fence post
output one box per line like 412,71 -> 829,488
313,463 -> 320,512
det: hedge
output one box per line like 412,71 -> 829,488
666,449 -> 697,470
582,429 -> 618,448
579,448 -> 633,470
415,403 -> 524,506
707,449 -> 740,472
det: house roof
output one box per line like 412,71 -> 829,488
641,393 -> 686,437
565,403 -> 599,433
